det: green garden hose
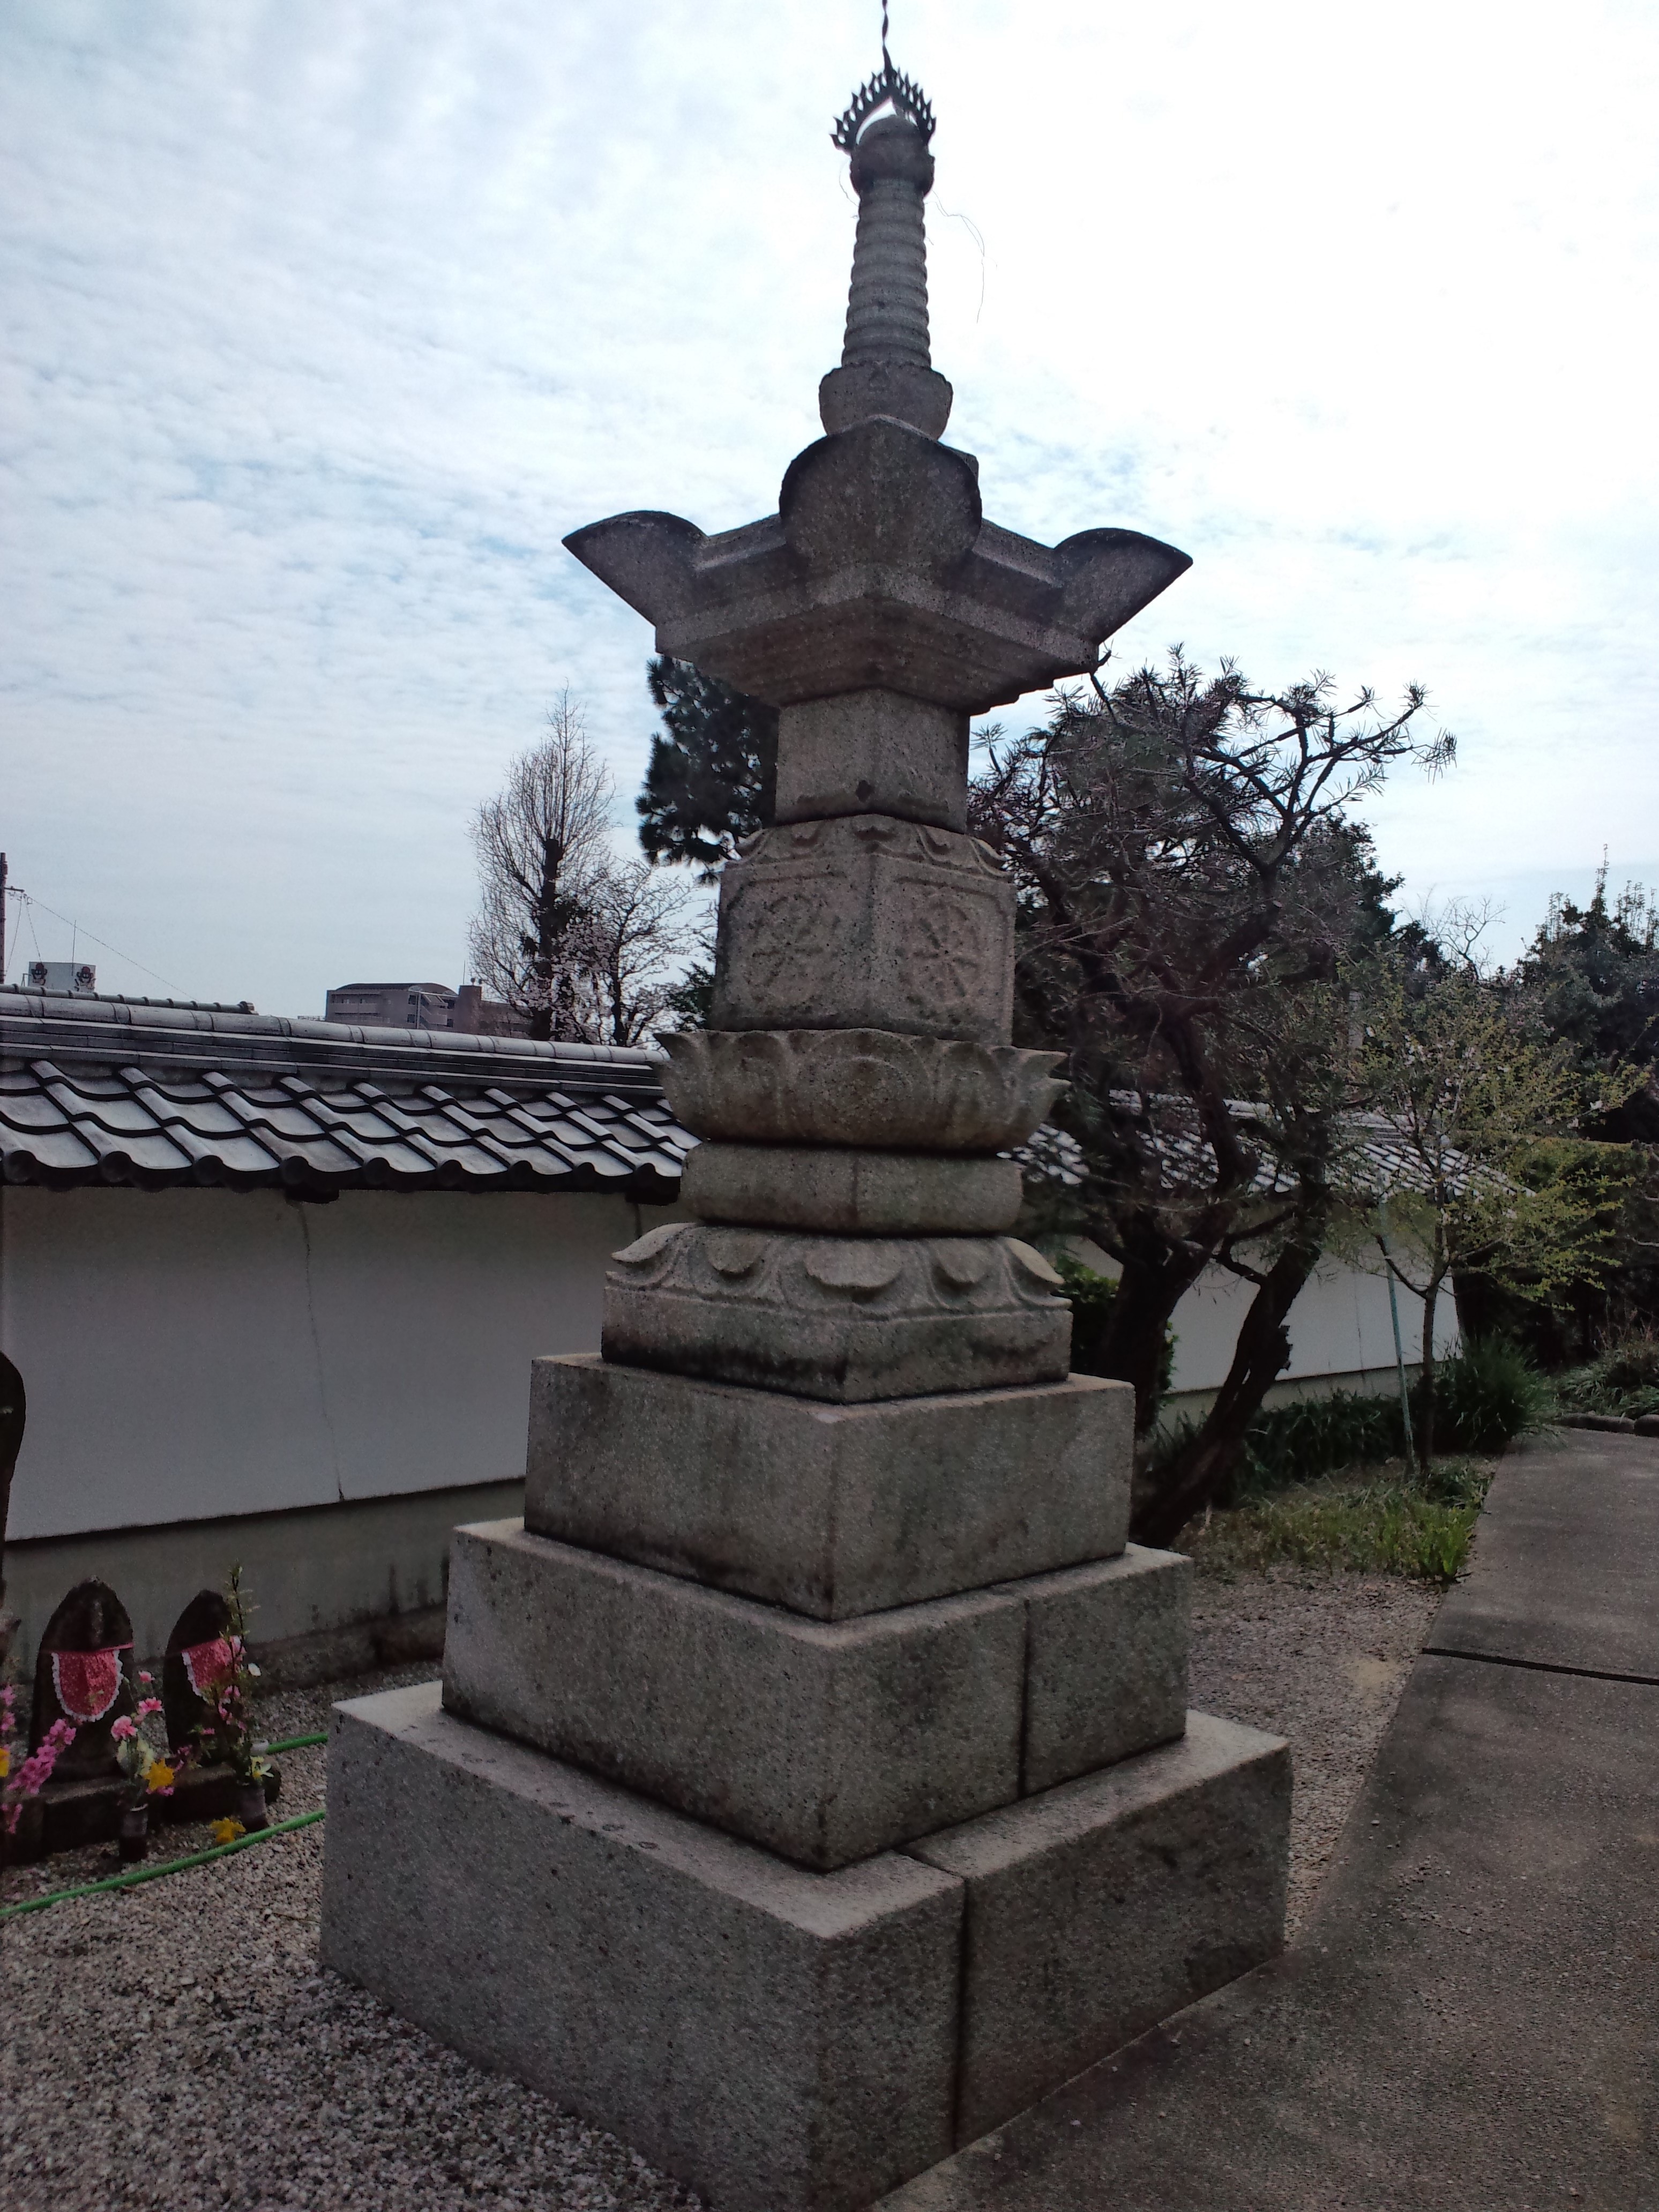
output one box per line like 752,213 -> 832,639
0,1806 -> 327,1920
1,1736 -> 332,1920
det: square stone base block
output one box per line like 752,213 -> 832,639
525,1355 -> 1133,1619
442,1521 -> 1190,1869
320,1687 -> 1287,2212
320,1683 -> 962,2212
911,1709 -> 1292,2143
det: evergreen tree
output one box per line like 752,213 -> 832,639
636,657 -> 778,879
1510,864 -> 1659,1135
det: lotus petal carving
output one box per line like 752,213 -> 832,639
659,1027 -> 1065,1154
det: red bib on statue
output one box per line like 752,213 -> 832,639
50,1645 -> 128,1723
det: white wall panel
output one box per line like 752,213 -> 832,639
0,1186 -> 663,1540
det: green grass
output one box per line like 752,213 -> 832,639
1553,1335 -> 1659,1422
1183,1458 -> 1495,1585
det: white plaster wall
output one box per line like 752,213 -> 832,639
1070,1238 -> 1460,1396
1164,1251 -> 1460,1397
0,1186 -> 669,1541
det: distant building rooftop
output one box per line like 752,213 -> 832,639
324,981 -> 458,1029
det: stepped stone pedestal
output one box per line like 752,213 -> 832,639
320,56 -> 1289,2212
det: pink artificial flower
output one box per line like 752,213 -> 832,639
138,1671 -> 154,1685
136,1697 -> 163,1720
2,1719 -> 76,1833
110,1714 -> 139,1742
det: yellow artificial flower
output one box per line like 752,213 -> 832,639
0,1745 -> 10,1780
210,1817 -> 245,1844
145,1758 -> 177,1793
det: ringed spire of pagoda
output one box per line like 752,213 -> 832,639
819,59 -> 954,442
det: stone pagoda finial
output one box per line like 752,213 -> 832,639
820,63 -> 954,441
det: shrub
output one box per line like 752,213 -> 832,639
1422,1337 -> 1553,1453
1235,1389 -> 1405,1496
1213,1338 -> 1545,1500
1598,1336 -> 1659,1391
1189,1475 -> 1490,1585
1557,1331 -> 1659,1418
1052,1253 -> 1176,1413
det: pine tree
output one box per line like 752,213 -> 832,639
636,657 -> 778,879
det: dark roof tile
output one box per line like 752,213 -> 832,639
0,999 -> 689,1197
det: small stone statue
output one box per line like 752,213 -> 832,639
30,1578 -> 136,1782
162,1589 -> 238,1753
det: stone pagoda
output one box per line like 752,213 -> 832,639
322,59 -> 1290,2212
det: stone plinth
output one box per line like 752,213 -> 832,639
524,1355 -> 1133,1617
323,1685 -> 1288,2212
911,1712 -> 1292,2144
442,1520 -> 1192,1870
320,1685 -> 965,2212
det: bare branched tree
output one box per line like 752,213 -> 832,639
469,694 -> 695,1044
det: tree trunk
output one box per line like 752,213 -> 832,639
1086,1221 -> 1214,1434
1131,1205 -> 1329,1548
1417,1272 -> 1439,1468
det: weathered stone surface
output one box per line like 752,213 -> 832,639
443,1520 -> 1025,1869
818,360 -> 952,439
711,815 -> 1014,1045
908,1710 -> 1291,2146
681,1142 -> 1022,1235
443,1525 -> 1191,1865
774,691 -> 968,831
660,1026 -> 1064,1152
562,423 -> 1191,716
326,68 -> 1267,2207
1004,1545 -> 1191,1793
162,1588 -> 237,1753
834,114 -> 937,369
526,1356 -> 1133,1618
30,1578 -> 135,1781
602,1223 -> 1070,1402
321,1682 -> 965,2212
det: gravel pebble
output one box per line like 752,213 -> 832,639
3,1578 -> 1437,2207
1188,1565 -> 1441,1936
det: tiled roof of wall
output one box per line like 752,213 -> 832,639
0,991 -> 1466,1207
0,992 -> 693,1198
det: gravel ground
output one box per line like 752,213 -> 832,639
1187,1566 -> 1443,1937
2,1572 -> 1440,2210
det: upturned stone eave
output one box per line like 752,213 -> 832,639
563,467 -> 1191,712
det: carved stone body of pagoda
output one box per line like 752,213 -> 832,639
322,62 -> 1290,2212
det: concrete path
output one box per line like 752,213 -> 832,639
879,1432 -> 1659,2212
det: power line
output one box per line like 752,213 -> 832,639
2,885 -> 176,989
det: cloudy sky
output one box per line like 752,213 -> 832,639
4,0 -> 1657,1013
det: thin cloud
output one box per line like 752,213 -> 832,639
3,0 -> 1656,1004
